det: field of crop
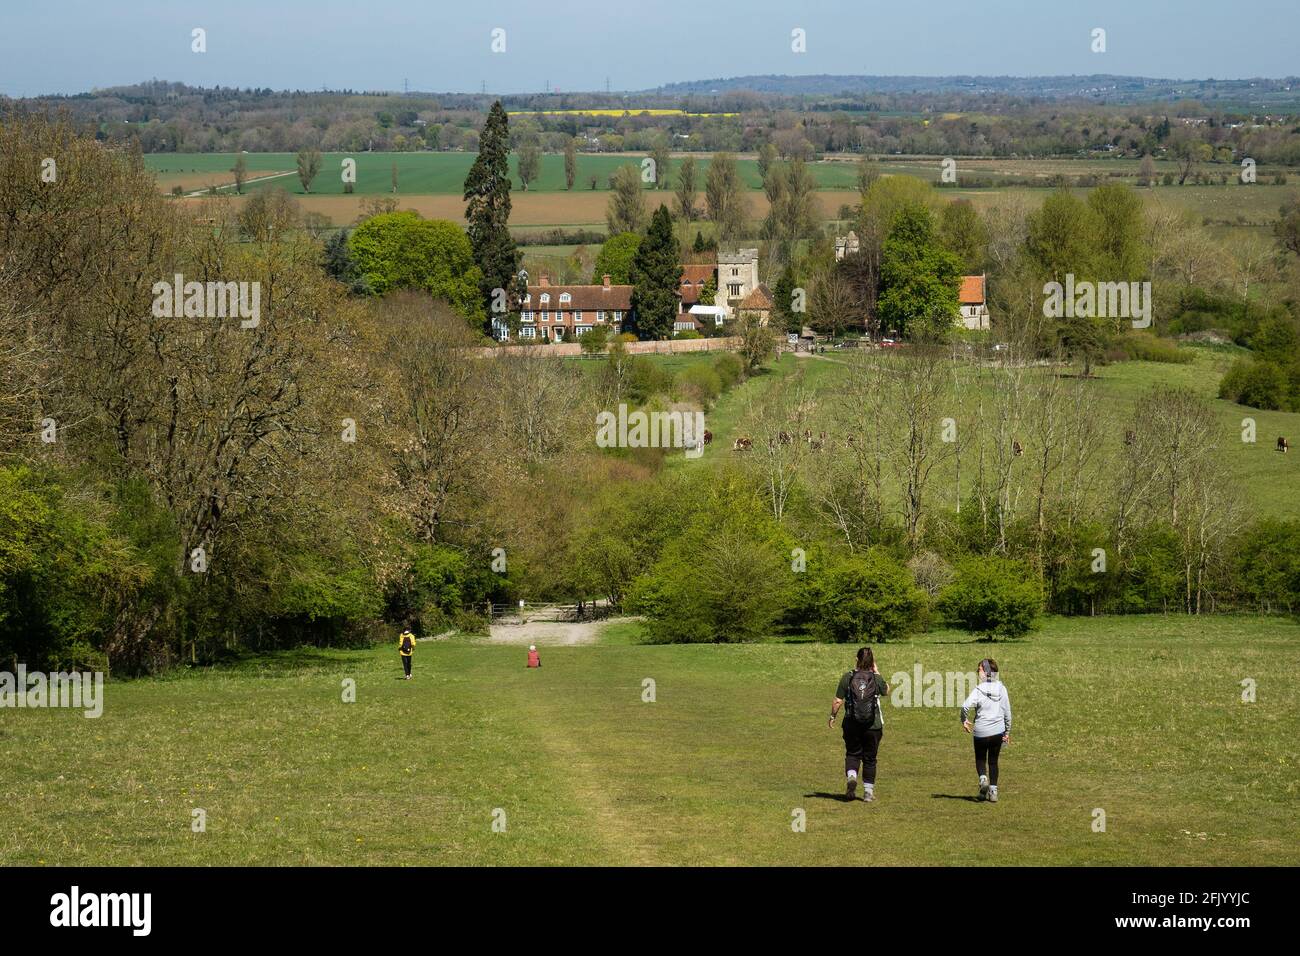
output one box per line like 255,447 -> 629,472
150,151 -> 1294,234
3,613 -> 1294,865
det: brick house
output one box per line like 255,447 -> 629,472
511,273 -> 633,342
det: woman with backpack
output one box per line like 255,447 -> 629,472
828,647 -> 889,802
960,658 -> 1012,802
398,627 -> 416,680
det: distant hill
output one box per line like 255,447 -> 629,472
652,73 -> 1300,105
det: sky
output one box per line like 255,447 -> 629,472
1,0 -> 1297,97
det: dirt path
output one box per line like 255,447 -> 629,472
486,617 -> 630,646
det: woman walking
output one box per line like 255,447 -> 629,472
828,647 -> 889,802
961,658 -> 1012,802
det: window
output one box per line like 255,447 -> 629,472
573,310 -> 582,321
541,311 -> 550,322
729,283 -> 742,297
539,293 -> 550,305
520,326 -> 537,339
597,310 -> 605,321
577,326 -> 592,335
522,294 -> 531,305
553,327 -> 565,340
522,311 -> 534,322
613,311 -> 623,321
559,293 -> 571,305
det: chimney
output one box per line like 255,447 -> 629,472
602,274 -> 611,288
539,274 -> 550,287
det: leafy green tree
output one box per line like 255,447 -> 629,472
578,324 -> 609,354
938,199 -> 988,273
674,155 -> 697,224
295,148 -> 321,193
938,556 -> 1043,639
877,202 -> 962,341
606,164 -> 647,235
799,549 -> 927,643
629,205 -> 681,340
463,101 -> 521,326
1275,194 -> 1300,257
348,211 -> 483,317
649,134 -> 670,190
704,151 -> 746,241
592,231 -> 642,284
517,138 -> 541,191
563,136 -> 577,190
1087,183 -> 1146,279
1025,190 -> 1101,282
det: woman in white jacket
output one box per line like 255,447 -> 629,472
960,659 -> 1012,802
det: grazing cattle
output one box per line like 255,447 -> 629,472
810,438 -> 824,451
733,436 -> 752,451
1278,436 -> 1290,453
779,431 -> 792,445
1012,440 -> 1024,457
703,429 -> 713,446
1124,430 -> 1136,446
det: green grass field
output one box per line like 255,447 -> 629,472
685,349 -> 1300,521
145,151 -> 862,195
3,614 -> 1295,865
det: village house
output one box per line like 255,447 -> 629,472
834,230 -> 860,261
959,274 -> 990,330
508,273 -> 633,342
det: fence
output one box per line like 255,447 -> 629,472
476,337 -> 741,359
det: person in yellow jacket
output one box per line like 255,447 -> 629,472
398,627 -> 416,680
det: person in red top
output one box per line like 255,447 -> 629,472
526,644 -> 541,668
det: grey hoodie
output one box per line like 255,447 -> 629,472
961,679 -> 1012,738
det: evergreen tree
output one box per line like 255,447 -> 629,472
630,205 -> 682,340
463,101 -> 521,328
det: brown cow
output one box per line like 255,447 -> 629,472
1012,440 -> 1024,457
733,436 -> 752,451
1124,429 -> 1136,446
703,430 -> 713,446
1278,436 -> 1290,453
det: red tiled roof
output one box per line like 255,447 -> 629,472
679,264 -> 715,306
525,283 -> 632,311
959,275 -> 986,305
737,283 -> 774,311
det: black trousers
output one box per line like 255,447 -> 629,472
401,655 -> 412,676
974,734 -> 1002,785
842,721 -> 883,784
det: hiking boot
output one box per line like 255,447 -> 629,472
988,785 -> 998,803
846,775 -> 858,800
978,774 -> 989,800
862,785 -> 875,802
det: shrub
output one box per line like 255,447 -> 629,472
938,556 -> 1043,639
676,363 -> 722,406
629,477 -> 792,643
802,549 -> 928,643
712,352 -> 744,388
1112,332 -> 1193,364
1218,358 -> 1290,410
673,329 -> 702,340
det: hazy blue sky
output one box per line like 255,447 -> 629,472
2,0 -> 1296,97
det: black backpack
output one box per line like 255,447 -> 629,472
400,633 -> 413,653
846,669 -> 879,726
